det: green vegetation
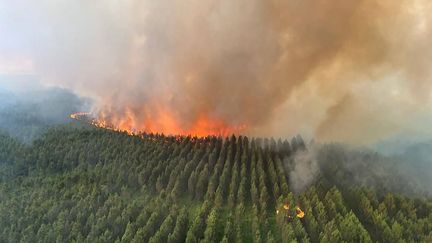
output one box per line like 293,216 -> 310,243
0,127 -> 431,242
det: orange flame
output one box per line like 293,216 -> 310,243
70,110 -> 247,137
296,206 -> 305,218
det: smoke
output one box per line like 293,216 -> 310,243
287,142 -> 432,196
1,0 -> 432,141
287,147 -> 320,194
0,86 -> 90,142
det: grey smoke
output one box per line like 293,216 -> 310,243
287,143 -> 432,196
0,84 -> 90,142
287,146 -> 320,194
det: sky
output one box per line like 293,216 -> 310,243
1,0 -> 432,144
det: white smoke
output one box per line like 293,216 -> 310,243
287,147 -> 320,194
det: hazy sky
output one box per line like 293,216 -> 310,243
1,0 -> 432,144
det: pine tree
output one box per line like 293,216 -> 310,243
202,207 -> 219,243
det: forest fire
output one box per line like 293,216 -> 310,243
277,204 -> 305,220
70,111 -> 247,137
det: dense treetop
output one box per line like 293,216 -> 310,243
0,126 -> 431,242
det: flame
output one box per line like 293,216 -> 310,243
70,110 -> 247,137
296,206 -> 305,219
277,203 -> 305,219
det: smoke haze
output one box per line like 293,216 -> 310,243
0,87 -> 89,142
287,147 -> 320,194
1,0 -> 432,142
285,142 -> 432,196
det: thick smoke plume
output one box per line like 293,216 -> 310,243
1,0 -> 432,141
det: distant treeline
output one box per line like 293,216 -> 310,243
0,127 -> 431,242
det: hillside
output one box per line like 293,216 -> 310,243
0,127 -> 431,242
